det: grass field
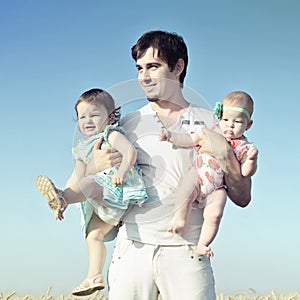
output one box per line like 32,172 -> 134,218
1,289 -> 300,300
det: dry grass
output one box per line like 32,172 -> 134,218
216,291 -> 300,300
0,287 -> 108,300
1,289 -> 299,300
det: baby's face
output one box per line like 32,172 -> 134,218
77,102 -> 109,136
219,110 -> 250,139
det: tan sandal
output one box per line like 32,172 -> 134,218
36,175 -> 67,211
72,274 -> 105,296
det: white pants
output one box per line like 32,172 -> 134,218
108,239 -> 216,300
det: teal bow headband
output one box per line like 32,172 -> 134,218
214,101 -> 251,120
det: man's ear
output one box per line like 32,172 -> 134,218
174,58 -> 185,78
246,119 -> 253,130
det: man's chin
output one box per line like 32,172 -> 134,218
147,97 -> 159,102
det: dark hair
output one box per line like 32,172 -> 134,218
131,30 -> 188,84
75,88 -> 120,123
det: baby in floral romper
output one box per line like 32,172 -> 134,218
160,91 -> 258,257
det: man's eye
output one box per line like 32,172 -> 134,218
150,64 -> 159,69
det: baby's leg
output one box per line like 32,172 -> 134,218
168,167 -> 198,235
86,213 -> 113,278
195,189 -> 227,257
72,213 -> 113,295
61,177 -> 102,204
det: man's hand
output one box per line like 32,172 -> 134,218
197,128 -> 228,171
86,137 -> 122,175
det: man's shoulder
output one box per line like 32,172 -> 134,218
120,103 -> 152,130
188,104 -> 213,116
183,104 -> 216,130
187,104 -> 215,121
121,103 -> 151,123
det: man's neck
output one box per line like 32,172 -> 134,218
150,96 -> 189,116
150,97 -> 190,128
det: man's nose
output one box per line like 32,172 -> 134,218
140,69 -> 151,83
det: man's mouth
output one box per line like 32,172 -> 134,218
143,83 -> 156,91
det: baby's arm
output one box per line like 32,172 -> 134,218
160,129 -> 201,147
240,145 -> 258,177
107,130 -> 137,185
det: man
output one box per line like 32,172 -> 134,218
88,30 -> 251,300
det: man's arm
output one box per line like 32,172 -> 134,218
222,144 -> 252,207
199,128 -> 251,207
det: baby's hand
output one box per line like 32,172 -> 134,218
247,145 -> 259,160
112,173 -> 124,186
159,128 -> 170,141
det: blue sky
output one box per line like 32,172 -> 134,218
1,0 -> 300,297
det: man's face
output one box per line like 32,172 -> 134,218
135,47 -> 179,102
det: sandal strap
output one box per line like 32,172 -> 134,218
87,273 -> 103,284
57,191 -> 67,211
72,274 -> 104,296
